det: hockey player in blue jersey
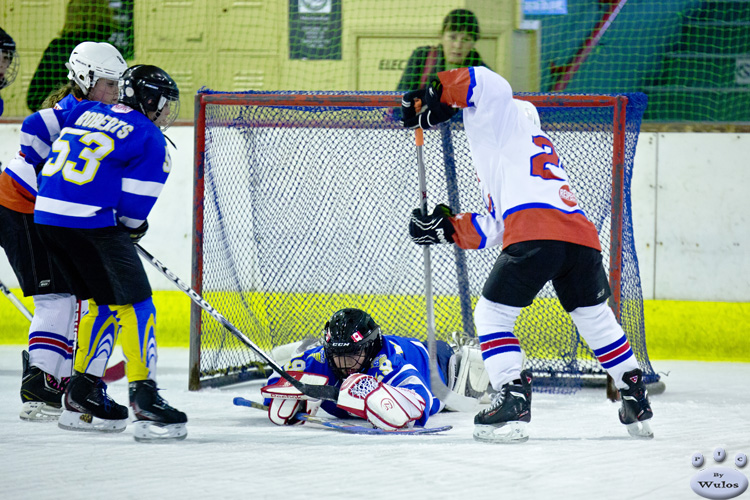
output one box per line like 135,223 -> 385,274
0,41 -> 127,422
262,308 -> 489,431
0,27 -> 18,117
26,65 -> 186,441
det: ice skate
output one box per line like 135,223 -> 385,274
129,380 -> 187,442
58,372 -> 129,433
473,370 -> 532,443
618,368 -> 654,439
20,350 -> 68,421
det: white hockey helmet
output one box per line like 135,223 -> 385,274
65,42 -> 127,95
513,98 -> 541,128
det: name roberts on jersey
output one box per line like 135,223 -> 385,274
72,105 -> 137,138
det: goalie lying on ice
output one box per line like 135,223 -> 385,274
260,308 -> 489,431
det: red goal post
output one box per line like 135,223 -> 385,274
190,90 -> 658,393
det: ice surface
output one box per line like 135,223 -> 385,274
1,346 -> 748,500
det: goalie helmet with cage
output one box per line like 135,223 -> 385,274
0,27 -> 19,90
119,64 -> 180,130
323,308 -> 382,380
65,41 -> 127,96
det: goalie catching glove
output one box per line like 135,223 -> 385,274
401,78 -> 458,130
336,373 -> 426,431
260,372 -> 328,426
409,204 -> 455,245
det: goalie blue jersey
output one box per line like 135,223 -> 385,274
266,335 -> 443,427
28,100 -> 171,229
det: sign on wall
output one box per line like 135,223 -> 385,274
524,0 -> 567,15
289,0 -> 342,60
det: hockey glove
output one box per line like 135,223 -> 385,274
336,374 -> 426,430
401,79 -> 458,130
409,204 -> 455,245
261,371 -> 328,426
121,220 -> 149,244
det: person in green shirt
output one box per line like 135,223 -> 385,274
397,9 -> 488,92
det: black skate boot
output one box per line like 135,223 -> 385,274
129,380 -> 187,442
618,368 -> 654,439
58,371 -> 129,433
473,370 -> 532,443
20,350 -> 69,421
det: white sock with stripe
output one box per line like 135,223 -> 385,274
474,296 -> 524,391
569,302 -> 639,389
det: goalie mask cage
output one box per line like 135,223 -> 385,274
190,89 -> 658,393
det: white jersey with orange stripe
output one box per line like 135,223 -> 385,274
442,66 -> 601,252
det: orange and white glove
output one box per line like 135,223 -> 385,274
261,372 -> 328,426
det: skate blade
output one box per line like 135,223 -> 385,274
133,421 -> 187,442
57,410 -> 128,433
626,420 -> 654,439
20,401 -> 62,422
473,422 -> 529,443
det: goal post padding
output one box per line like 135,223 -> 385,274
190,90 -> 656,393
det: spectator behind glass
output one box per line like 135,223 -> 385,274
396,9 -> 487,92
1,27 -> 19,117
26,0 -> 118,112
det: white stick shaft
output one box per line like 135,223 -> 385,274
0,279 -> 33,321
413,127 -> 477,412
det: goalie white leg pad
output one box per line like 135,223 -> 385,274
451,346 -> 491,402
58,410 -> 128,433
132,421 -> 188,442
20,401 -> 63,422
473,422 -> 529,443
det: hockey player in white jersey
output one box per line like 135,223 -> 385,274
401,66 -> 653,442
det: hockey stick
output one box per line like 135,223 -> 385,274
1,279 -> 126,382
413,102 -> 477,412
134,244 -> 339,402
0,278 -> 33,321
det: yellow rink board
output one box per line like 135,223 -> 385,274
1,289 -> 748,362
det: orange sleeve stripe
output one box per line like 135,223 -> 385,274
0,172 -> 35,214
450,213 -> 486,250
437,68 -> 472,108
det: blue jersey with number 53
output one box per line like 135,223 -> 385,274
27,100 -> 171,230
266,335 -> 442,426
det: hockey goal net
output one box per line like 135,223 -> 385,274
189,90 -> 658,393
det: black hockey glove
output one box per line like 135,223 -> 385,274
401,79 -> 458,130
123,220 -> 149,244
409,204 -> 455,245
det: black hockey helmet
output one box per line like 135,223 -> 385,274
0,27 -> 19,90
119,64 -> 180,130
323,308 -> 382,380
